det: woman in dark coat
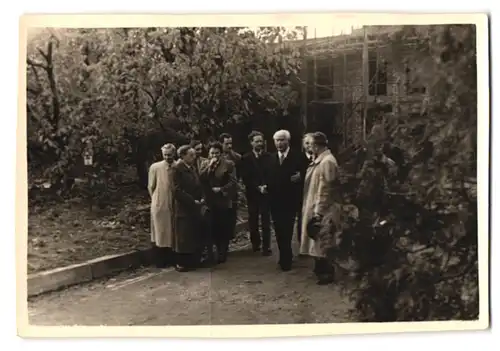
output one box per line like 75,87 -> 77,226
199,141 -> 237,264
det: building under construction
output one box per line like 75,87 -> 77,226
288,25 -> 429,151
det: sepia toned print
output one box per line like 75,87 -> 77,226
18,13 -> 489,337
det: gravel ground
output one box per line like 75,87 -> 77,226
28,237 -> 353,326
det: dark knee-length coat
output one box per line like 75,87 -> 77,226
172,160 -> 204,254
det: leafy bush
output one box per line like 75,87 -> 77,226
320,24 -> 478,322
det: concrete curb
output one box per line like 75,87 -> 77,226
28,221 -> 249,298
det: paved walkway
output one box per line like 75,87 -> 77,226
28,239 -> 353,326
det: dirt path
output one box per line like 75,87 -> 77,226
28,239 -> 353,326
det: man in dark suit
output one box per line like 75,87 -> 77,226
190,139 -> 213,266
296,133 -> 315,245
240,131 -> 272,256
267,129 -> 304,271
220,133 -> 242,239
172,145 -> 205,272
199,141 -> 237,264
190,139 -> 208,176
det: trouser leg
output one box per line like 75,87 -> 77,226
204,234 -> 215,266
280,213 -> 295,268
201,213 -> 215,266
272,210 -> 294,269
220,208 -> 232,262
153,245 -> 173,268
228,206 -> 237,239
212,208 -> 232,263
247,198 -> 261,250
260,197 -> 271,251
296,207 -> 303,244
271,210 -> 281,260
161,247 -> 175,267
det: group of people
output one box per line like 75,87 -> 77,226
148,129 -> 344,285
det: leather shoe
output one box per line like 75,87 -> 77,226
316,277 -> 334,285
262,249 -> 272,256
280,263 -> 292,271
175,265 -> 190,272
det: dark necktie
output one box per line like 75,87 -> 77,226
279,153 -> 285,165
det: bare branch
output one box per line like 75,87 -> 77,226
27,86 -> 41,95
141,86 -> 166,133
385,190 -> 417,196
37,47 -> 49,62
142,88 -> 156,103
48,31 -> 61,48
28,64 -> 43,91
405,245 -> 433,254
157,39 -> 175,63
47,41 -> 53,63
26,103 -> 40,124
27,61 -> 45,96
27,58 -> 47,70
32,41 -> 60,130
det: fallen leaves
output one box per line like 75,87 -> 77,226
28,197 -> 151,274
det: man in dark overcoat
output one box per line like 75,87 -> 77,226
172,145 -> 205,272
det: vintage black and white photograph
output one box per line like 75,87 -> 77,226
20,14 -> 488,333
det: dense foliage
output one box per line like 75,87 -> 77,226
321,24 -> 479,321
27,27 -> 303,191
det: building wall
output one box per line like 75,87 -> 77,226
304,38 -> 428,146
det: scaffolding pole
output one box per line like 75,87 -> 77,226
342,31 -> 347,148
361,26 -> 369,141
313,28 -> 318,105
300,26 -> 308,131
330,27 -> 336,139
331,27 -> 335,103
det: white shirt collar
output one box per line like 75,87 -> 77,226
278,147 -> 290,159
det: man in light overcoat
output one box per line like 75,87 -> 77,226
148,144 -> 177,268
300,132 -> 340,285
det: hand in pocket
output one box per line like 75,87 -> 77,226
290,172 -> 301,183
